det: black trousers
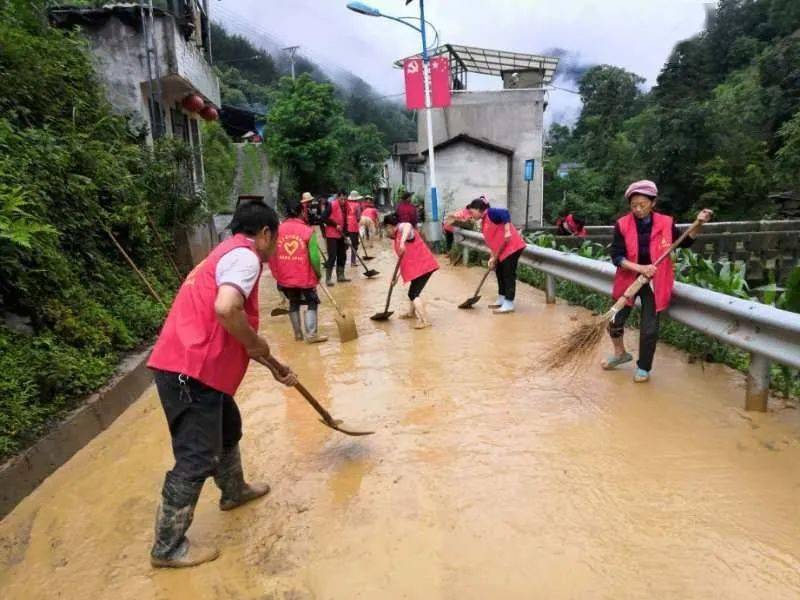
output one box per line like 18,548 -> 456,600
496,248 -> 523,301
445,231 -> 454,251
609,284 -> 660,371
325,237 -> 347,270
408,272 -> 432,300
154,370 -> 242,482
278,286 -> 320,311
347,232 -> 360,256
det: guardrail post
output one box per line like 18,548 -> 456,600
545,274 -> 557,304
745,353 -> 770,412
462,244 -> 470,266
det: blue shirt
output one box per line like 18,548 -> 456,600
486,208 -> 511,225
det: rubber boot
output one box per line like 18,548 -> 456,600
304,308 -> 328,344
213,445 -> 271,512
350,248 -> 357,267
399,299 -> 416,319
150,473 -> 219,568
493,299 -> 515,314
489,295 -> 505,309
325,267 -> 335,287
288,310 -> 304,341
337,267 -> 351,283
412,297 -> 432,329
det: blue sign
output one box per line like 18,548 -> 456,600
524,159 -> 535,181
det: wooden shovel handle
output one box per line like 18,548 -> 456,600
255,356 -> 339,427
384,257 -> 403,312
318,283 -> 345,317
474,268 -> 492,296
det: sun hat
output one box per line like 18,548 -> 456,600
348,190 -> 363,201
300,192 -> 313,203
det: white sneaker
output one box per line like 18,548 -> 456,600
488,295 -> 506,309
493,300 -> 515,314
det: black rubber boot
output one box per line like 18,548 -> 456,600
213,445 -> 271,512
337,267 -> 351,283
150,473 -> 219,568
325,267 -> 335,287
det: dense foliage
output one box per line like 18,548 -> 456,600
0,2 -> 204,458
546,0 -> 800,225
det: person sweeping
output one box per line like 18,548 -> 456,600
361,196 -> 379,245
146,199 -> 297,568
345,190 -> 363,266
268,200 -> 328,344
466,197 -> 527,314
382,214 -> 439,329
443,205 -> 473,251
321,190 -> 350,285
602,180 -> 712,382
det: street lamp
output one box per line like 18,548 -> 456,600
347,0 -> 443,242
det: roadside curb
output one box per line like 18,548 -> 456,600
0,346 -> 154,519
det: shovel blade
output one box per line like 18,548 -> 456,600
362,255 -> 375,261
270,307 -> 290,316
364,269 -> 380,278
318,419 -> 375,436
334,312 -> 358,343
370,311 -> 394,321
458,295 -> 481,309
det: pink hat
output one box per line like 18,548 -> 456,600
624,180 -> 658,201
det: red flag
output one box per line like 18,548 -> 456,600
404,58 -> 425,110
429,56 -> 451,108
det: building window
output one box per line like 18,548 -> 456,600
148,98 -> 165,139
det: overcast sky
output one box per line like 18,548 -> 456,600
215,0 -> 712,124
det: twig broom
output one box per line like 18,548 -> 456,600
543,220 -> 702,372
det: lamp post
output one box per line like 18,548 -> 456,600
347,1 -> 442,242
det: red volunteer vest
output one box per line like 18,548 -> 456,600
363,207 -> 379,223
611,212 -> 675,313
565,214 -> 587,237
147,234 -> 262,396
346,200 -> 360,233
443,208 -> 471,233
394,225 -> 439,283
268,218 -> 318,289
481,212 -> 527,261
324,200 -> 345,239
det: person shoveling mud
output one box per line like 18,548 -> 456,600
146,199 -> 298,568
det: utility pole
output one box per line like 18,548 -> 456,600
283,46 -> 299,80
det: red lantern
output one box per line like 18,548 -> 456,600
181,94 -> 204,113
200,105 -> 219,121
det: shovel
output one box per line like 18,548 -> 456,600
270,291 -> 290,316
318,283 -> 358,343
256,356 -> 374,436
346,237 -> 379,278
458,268 -> 493,309
359,233 -> 375,261
370,257 -> 402,321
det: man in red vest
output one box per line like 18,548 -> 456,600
604,180 -> 712,382
268,200 -> 327,344
321,190 -> 350,286
147,199 -> 297,568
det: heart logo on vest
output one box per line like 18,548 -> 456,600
284,240 -> 300,256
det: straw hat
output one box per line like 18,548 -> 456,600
348,190 -> 363,201
301,192 -> 314,203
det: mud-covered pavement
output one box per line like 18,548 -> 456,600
2,243 -> 800,599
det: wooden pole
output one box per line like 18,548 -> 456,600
104,226 -> 167,310
146,213 -> 183,280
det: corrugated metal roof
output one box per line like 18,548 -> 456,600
395,44 -> 559,84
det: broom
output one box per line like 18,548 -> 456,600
543,219 -> 703,372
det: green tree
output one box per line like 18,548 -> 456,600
334,121 -> 388,191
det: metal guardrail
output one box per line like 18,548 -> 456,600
455,228 -> 800,411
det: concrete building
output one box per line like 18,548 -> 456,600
49,1 -> 220,188
394,44 -> 559,228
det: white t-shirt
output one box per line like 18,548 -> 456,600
215,247 -> 261,297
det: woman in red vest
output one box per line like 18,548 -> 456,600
345,190 -> 363,266
604,180 -> 712,382
360,196 -> 379,245
382,213 -> 439,329
443,206 -> 473,251
320,190 -> 350,285
146,199 -> 296,568
466,197 -> 527,314
268,200 -> 327,344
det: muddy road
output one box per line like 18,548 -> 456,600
2,244 -> 800,599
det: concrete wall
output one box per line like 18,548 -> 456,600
417,89 -> 546,228
432,143 -> 510,214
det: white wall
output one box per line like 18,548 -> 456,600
417,89 -> 546,227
